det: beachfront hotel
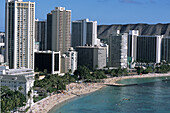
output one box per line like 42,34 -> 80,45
0,65 -> 35,95
47,7 -> 71,54
161,36 -> 170,62
0,65 -> 35,106
136,35 -> 163,63
108,32 -> 128,68
71,19 -> 100,48
128,30 -> 139,62
5,0 -> 35,69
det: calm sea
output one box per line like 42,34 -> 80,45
49,78 -> 170,113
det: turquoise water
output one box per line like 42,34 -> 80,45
50,79 -> 170,113
116,76 -> 170,85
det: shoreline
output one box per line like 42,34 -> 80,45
27,72 -> 170,113
27,83 -> 105,113
104,72 -> 170,86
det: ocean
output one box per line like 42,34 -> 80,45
49,77 -> 170,113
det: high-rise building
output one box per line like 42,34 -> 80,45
47,13 -> 52,50
72,19 -> 100,48
136,35 -> 163,63
128,30 -> 139,62
76,46 -> 107,69
108,33 -> 128,68
35,19 -> 39,42
5,0 -> 35,69
47,7 -> 71,53
35,20 -> 47,51
161,36 -> 170,62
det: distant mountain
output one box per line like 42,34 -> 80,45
97,23 -> 170,39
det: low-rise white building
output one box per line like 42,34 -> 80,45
0,66 -> 35,96
0,65 -> 35,106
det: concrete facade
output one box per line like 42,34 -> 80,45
136,35 -> 163,63
47,13 -> 52,50
76,46 -> 107,69
50,7 -> 71,54
72,19 -> 100,48
35,20 -> 47,51
161,36 -> 170,63
108,33 -> 128,68
128,30 -> 139,62
61,48 -> 77,74
34,51 -> 60,74
5,0 -> 35,69
0,66 -> 35,96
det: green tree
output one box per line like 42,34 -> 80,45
135,67 -> 144,75
1,86 -> 26,112
18,86 -> 23,92
143,67 -> 153,74
76,65 -> 91,80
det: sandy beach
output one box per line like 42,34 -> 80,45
27,72 -> 170,113
27,83 -> 105,113
104,72 -> 170,86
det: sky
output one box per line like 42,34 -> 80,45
0,0 -> 170,32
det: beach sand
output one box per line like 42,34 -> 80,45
27,83 -> 105,113
27,72 -> 170,113
104,72 -> 170,86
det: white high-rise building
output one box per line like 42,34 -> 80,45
5,0 -> 35,69
72,19 -> 100,48
128,30 -> 139,62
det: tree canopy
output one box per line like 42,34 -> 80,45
1,86 -> 26,112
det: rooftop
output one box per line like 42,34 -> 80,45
0,66 -> 34,75
6,68 -> 34,75
76,45 -> 106,49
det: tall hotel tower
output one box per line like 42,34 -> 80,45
5,0 -> 35,69
47,7 -> 71,53
71,19 -> 100,48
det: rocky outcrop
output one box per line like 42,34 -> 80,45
97,23 -> 170,39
